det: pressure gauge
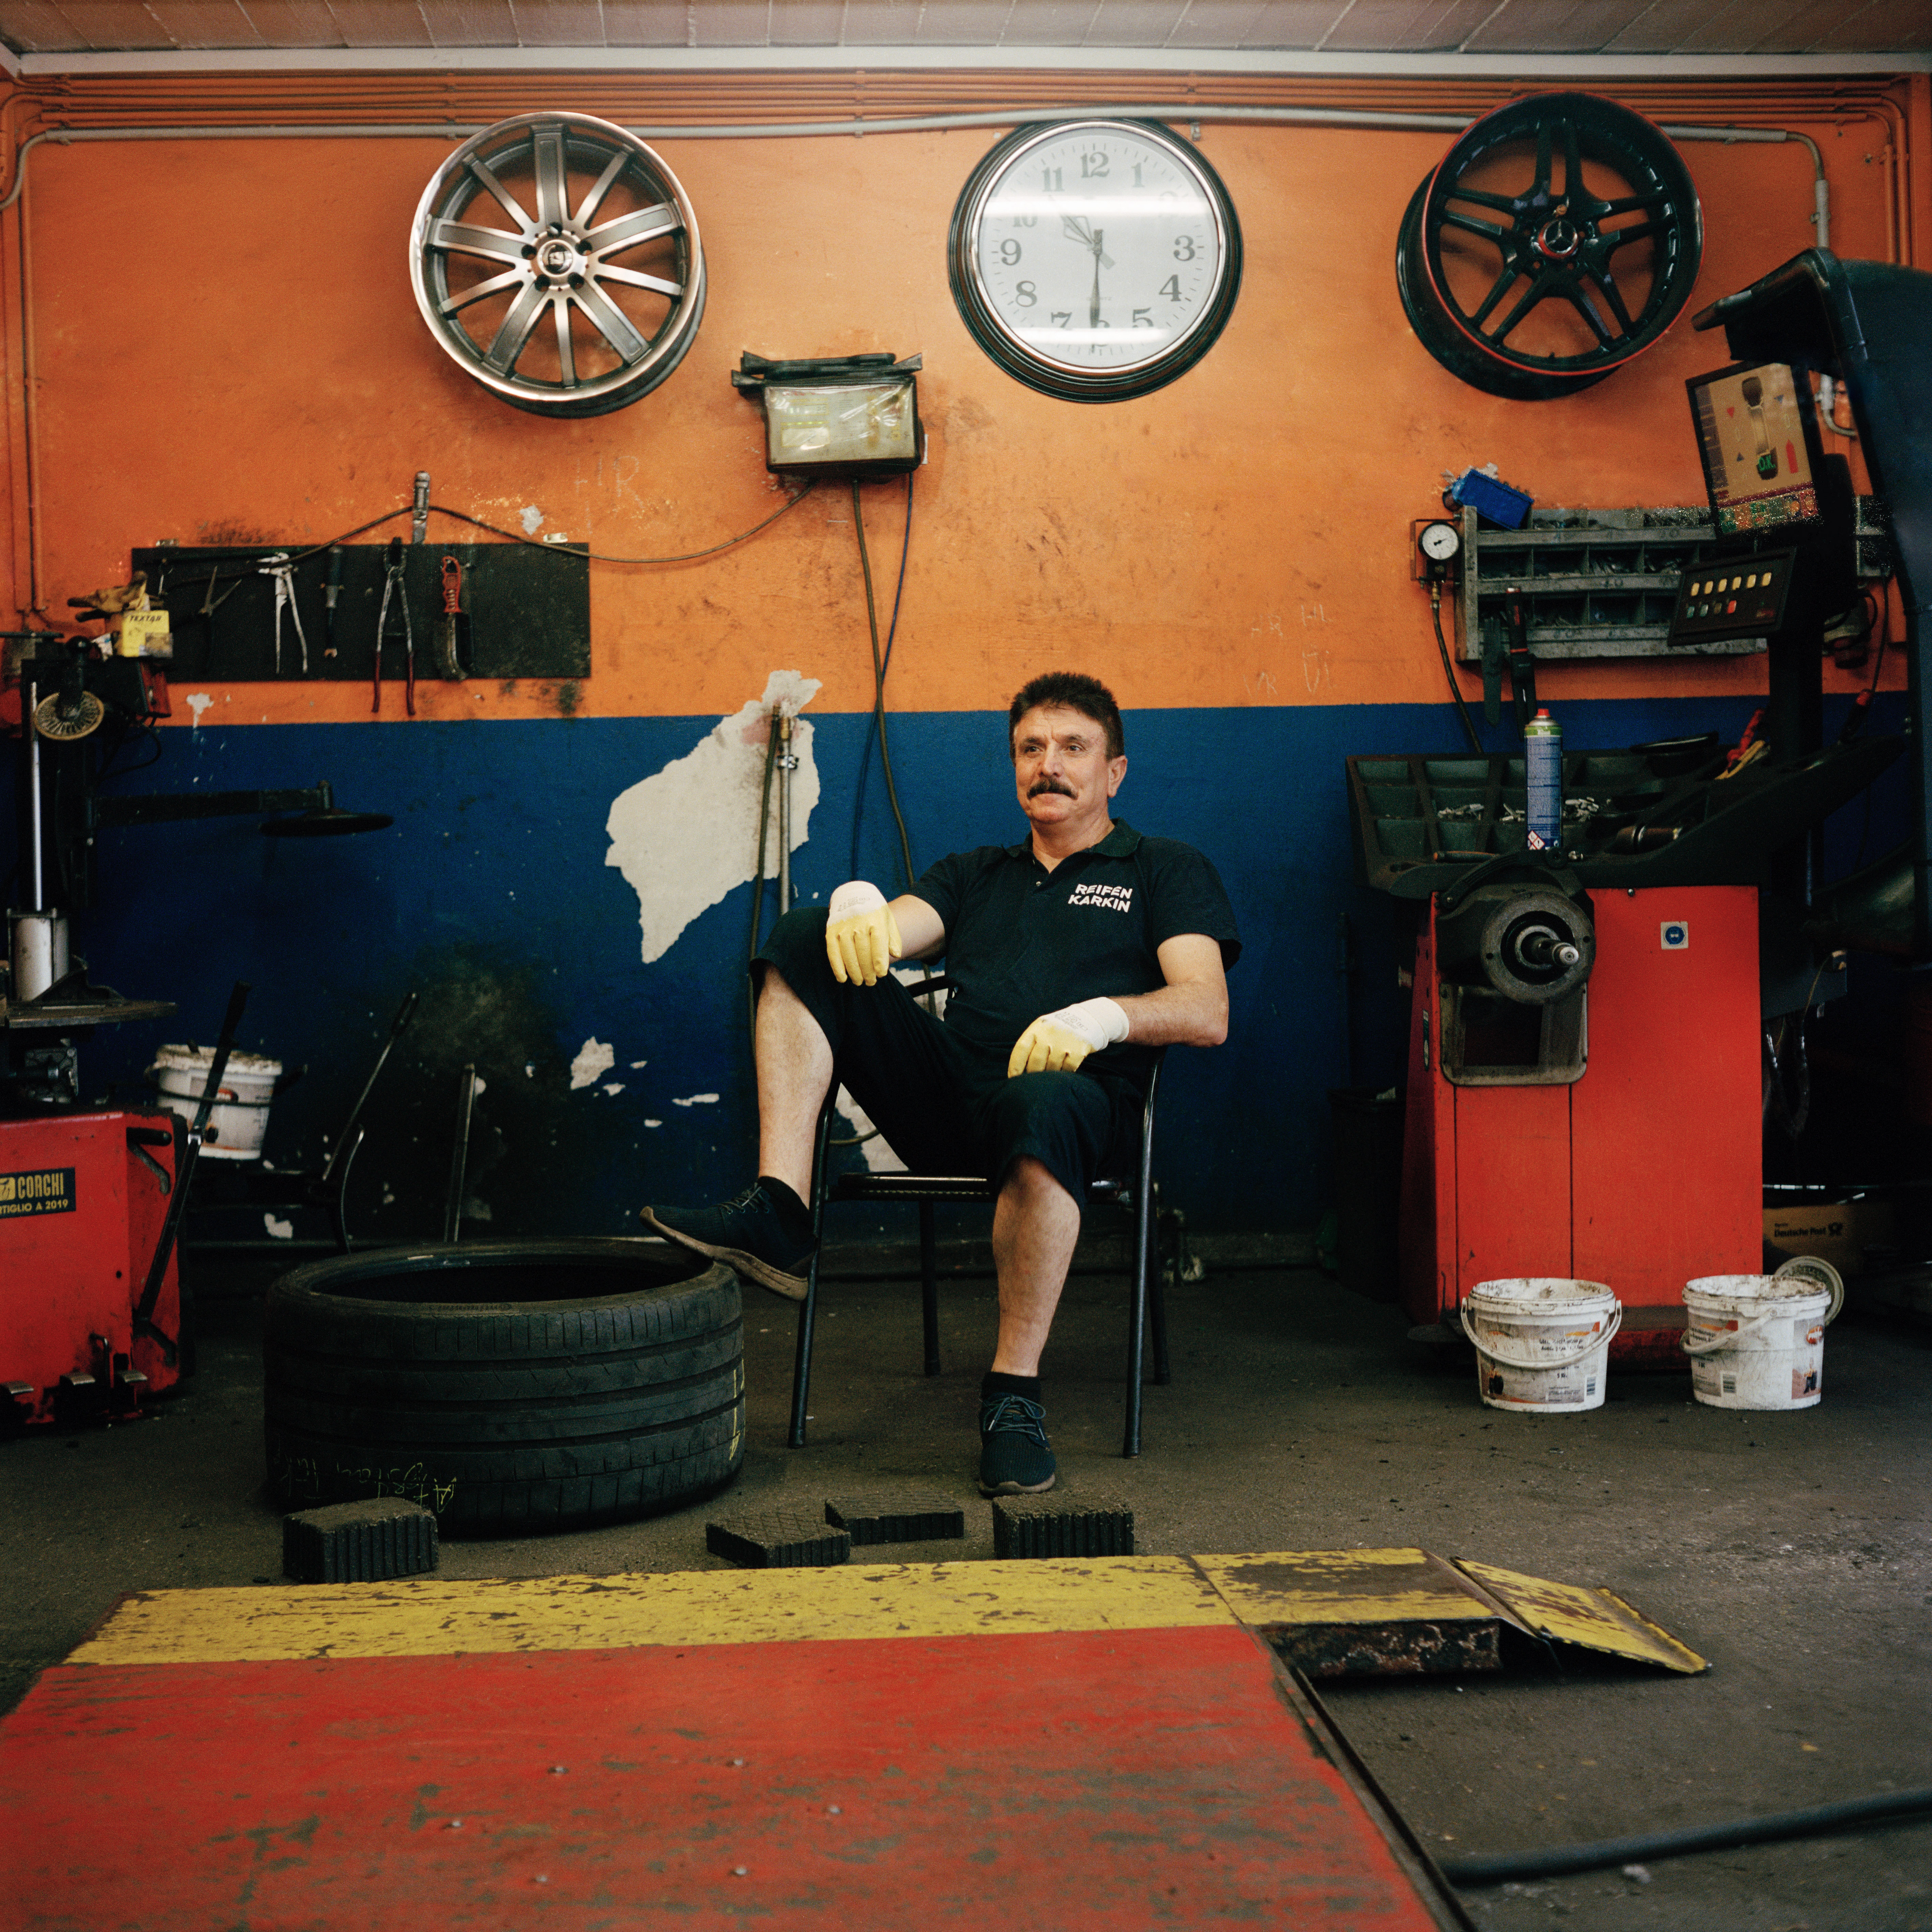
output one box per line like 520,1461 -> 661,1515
1419,520 -> 1462,565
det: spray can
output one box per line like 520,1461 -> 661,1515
1525,708 -> 1562,852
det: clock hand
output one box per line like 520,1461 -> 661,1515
1060,214 -> 1115,269
1089,228 -> 1102,328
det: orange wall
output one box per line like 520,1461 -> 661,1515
2,75 -> 1919,724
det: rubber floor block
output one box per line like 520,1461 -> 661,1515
706,1510 -> 851,1569
991,1498 -> 1135,1559
824,1494 -> 967,1546
282,1497 -> 440,1584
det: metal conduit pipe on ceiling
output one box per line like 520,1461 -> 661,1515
0,66 -> 1907,244
0,104 -> 1859,228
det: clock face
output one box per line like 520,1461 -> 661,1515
948,120 -> 1243,403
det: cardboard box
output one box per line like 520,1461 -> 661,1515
1764,1200 -> 1897,1277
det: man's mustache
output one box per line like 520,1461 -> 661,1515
1028,778 -> 1076,798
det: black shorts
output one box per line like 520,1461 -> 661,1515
755,907 -> 1141,1201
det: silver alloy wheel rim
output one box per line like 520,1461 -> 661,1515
409,111 -> 705,418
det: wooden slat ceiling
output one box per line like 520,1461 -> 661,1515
1,0 -> 1927,57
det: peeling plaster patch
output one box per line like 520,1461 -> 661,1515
644,1118 -> 663,1128
520,505 -> 545,534
263,1212 -> 295,1240
602,1082 -> 625,1096
569,1038 -> 616,1090
525,1063 -> 535,1078
184,692 -> 214,727
469,1074 -> 488,1100
835,1086 -> 905,1173
672,1093 -> 720,1107
605,670 -> 823,964
629,1059 -> 649,1069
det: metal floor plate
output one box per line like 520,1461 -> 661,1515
4,1551 -> 1704,1927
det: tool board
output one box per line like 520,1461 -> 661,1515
129,543 -> 591,683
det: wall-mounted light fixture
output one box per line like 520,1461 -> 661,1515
732,351 -> 923,481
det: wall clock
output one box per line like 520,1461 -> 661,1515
947,120 -> 1243,403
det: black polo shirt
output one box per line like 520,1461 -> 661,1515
909,820 -> 1241,1084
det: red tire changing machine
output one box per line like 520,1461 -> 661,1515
1365,248 -> 1931,1359
6,613 -> 389,1429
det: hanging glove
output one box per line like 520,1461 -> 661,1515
825,879 -> 902,986
65,571 -> 147,620
1007,997 -> 1128,1078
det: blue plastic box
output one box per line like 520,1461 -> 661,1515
1445,467 -> 1533,529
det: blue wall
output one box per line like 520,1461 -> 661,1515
21,689 -> 1908,1241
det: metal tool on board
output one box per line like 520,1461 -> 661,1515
373,539 -> 415,716
323,545 -> 343,659
258,552 -> 309,674
436,556 -> 470,681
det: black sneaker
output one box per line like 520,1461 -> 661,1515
978,1392 -> 1057,1496
642,1180 -> 816,1301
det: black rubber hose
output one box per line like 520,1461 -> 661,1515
1440,1786 -> 1932,1887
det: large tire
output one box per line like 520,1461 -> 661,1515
263,1239 -> 743,1537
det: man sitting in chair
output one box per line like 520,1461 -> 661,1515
644,671 -> 1240,1495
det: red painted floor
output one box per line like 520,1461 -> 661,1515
5,1623 -> 1457,1928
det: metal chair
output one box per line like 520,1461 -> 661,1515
787,989 -> 1174,1456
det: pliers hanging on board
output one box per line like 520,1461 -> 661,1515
373,538 -> 415,717
258,551 -> 309,675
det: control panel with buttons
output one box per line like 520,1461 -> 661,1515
1666,546 -> 1797,646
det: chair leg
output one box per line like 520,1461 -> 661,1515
1151,1190 -> 1172,1387
789,1103 -> 837,1450
1123,1219 -> 1147,1459
919,1199 -> 941,1376
1123,1076 -> 1161,1458
1123,1184 -> 1156,1458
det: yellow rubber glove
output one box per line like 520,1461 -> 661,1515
825,879 -> 903,986
1007,998 -> 1129,1078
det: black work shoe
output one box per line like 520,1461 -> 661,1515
642,1181 -> 816,1301
978,1392 -> 1057,1496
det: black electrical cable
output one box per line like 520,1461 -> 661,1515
850,478 -> 917,894
851,469 -> 915,879
1430,582 -> 1485,755
831,476 -> 923,1152
1439,1785 -> 1932,1887
1841,584 -> 1891,870
429,487 -> 819,566
150,483 -> 820,585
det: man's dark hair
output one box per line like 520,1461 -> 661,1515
1008,672 -> 1125,761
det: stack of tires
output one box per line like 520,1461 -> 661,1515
263,1239 -> 744,1536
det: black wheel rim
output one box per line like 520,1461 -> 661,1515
1396,93 -> 1702,401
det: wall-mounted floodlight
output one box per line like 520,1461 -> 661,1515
732,351 -> 923,481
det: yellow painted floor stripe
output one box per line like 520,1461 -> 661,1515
65,1548 -> 1707,1677
1197,1549 -> 1506,1628
1455,1560 -> 1710,1673
69,1555 -> 1235,1668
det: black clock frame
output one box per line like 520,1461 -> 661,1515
946,119 -> 1244,405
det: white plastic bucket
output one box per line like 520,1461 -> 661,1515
1460,1278 -> 1622,1413
1682,1261 -> 1843,1411
149,1044 -> 282,1160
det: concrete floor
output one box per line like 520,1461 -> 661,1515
3,1249 -> 1929,1931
